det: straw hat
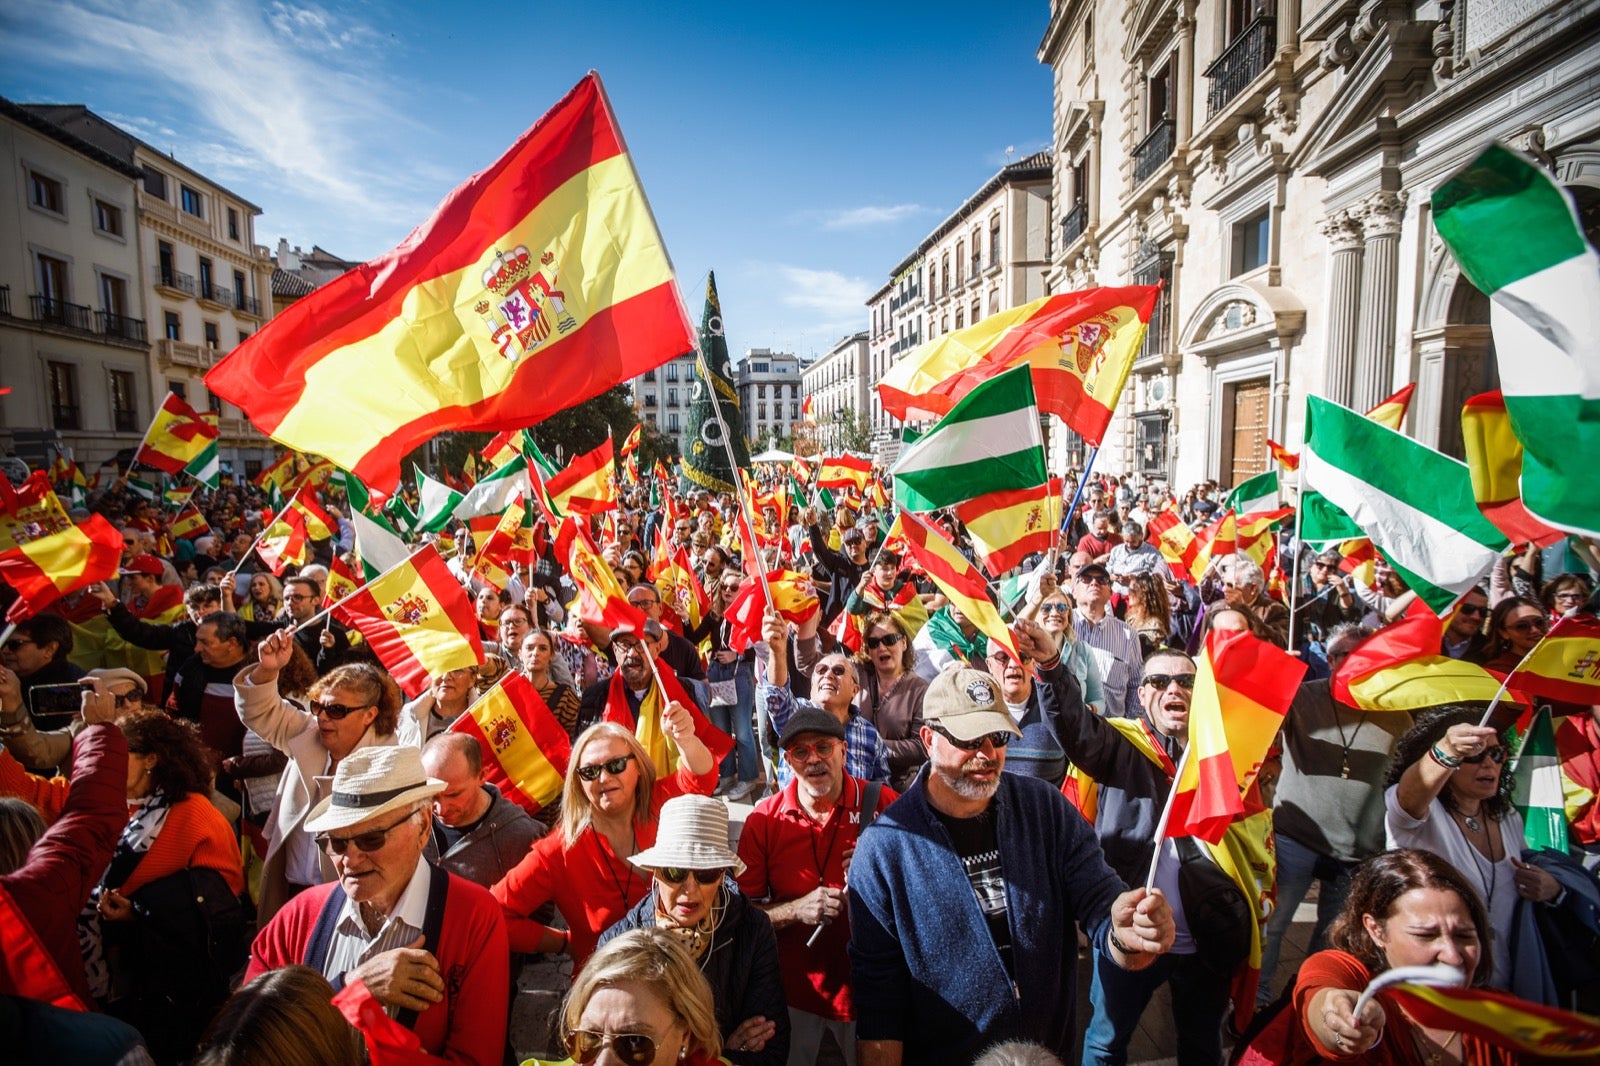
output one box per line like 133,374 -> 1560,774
303,746 -> 446,834
627,794 -> 746,876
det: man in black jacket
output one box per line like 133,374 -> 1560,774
90,582 -> 277,701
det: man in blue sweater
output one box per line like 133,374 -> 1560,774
848,664 -> 1175,1066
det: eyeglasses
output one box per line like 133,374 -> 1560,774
1554,591 -> 1586,602
1141,673 -> 1197,690
1461,746 -> 1507,765
112,691 -> 142,709
865,632 -> 903,650
986,650 -> 1031,665
2,639 -> 34,651
1508,618 -> 1549,634
1077,574 -> 1111,587
576,754 -> 636,781
285,592 -> 314,602
930,724 -> 1011,751
1455,603 -> 1487,617
564,1031 -> 661,1065
629,597 -> 660,608
813,662 -> 851,678
785,739 -> 838,762
312,700 -> 370,720
314,810 -> 418,855
1310,562 -> 1333,570
656,867 -> 727,886
1039,603 -> 1071,615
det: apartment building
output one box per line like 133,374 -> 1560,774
735,348 -> 804,450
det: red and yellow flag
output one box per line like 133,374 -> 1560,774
324,554 -> 361,607
135,393 -> 219,476
1335,537 -> 1379,589
603,658 -> 732,774
1387,982 -> 1600,1058
556,517 -> 648,634
1147,509 -> 1199,583
253,451 -> 296,493
482,429 -> 527,472
1461,390 -> 1567,547
723,569 -> 822,653
546,436 -> 617,515
331,546 -> 484,696
0,472 -> 73,552
800,395 -> 816,426
1266,439 -> 1300,472
170,504 -> 210,542
1235,507 -> 1292,569
257,492 -> 338,575
0,514 -> 123,623
1168,629 -> 1305,844
816,454 -> 872,494
1503,614 -> 1600,706
205,74 -> 694,496
954,478 -> 1061,578
650,529 -> 710,633
876,284 -> 1159,446
1364,382 -> 1416,432
451,671 -> 571,815
1332,615 -> 1511,711
897,509 -> 1021,664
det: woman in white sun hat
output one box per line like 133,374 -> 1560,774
597,794 -> 789,1066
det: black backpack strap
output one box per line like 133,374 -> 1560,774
860,779 -> 884,832
394,863 -> 451,1031
303,884 -> 352,987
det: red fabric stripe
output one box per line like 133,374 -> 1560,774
547,437 -> 615,496
338,281 -> 689,493
452,714 -> 543,814
901,521 -> 991,600
1171,749 -> 1242,844
1332,615 -> 1443,706
1208,626 -> 1306,714
207,75 -> 621,428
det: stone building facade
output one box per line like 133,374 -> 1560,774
801,331 -> 869,453
735,348 -> 805,450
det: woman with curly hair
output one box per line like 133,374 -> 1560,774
1122,572 -> 1173,657
83,710 -> 245,1059
1383,706 -> 1561,990
233,629 -> 403,923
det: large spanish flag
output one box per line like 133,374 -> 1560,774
205,73 -> 694,495
331,546 -> 485,696
451,671 -> 571,815
1387,981 -> 1600,1058
1167,628 -> 1305,844
876,284 -> 1158,445
1460,390 -> 1567,547
0,514 -> 124,622
135,392 -> 219,476
897,509 -> 1021,664
555,516 -> 648,633
546,436 -> 617,515
0,472 -> 73,552
954,478 -> 1061,578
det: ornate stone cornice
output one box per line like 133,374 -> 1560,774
1318,210 -> 1366,251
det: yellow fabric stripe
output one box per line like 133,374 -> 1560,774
1018,301 -> 1148,411
1347,657 -> 1505,710
471,686 -> 564,806
272,154 -> 676,460
367,562 -> 481,676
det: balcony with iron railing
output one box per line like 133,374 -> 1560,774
97,311 -> 148,346
31,295 -> 94,333
197,283 -> 232,308
234,293 -> 261,317
1204,17 -> 1277,117
153,267 -> 196,296
1059,202 -> 1088,251
1132,118 -> 1176,186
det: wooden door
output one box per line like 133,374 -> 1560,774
1229,378 -> 1270,484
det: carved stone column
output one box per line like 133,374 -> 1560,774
1319,210 -> 1365,407
1352,191 -> 1408,410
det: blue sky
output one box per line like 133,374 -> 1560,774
1,0 -> 1053,362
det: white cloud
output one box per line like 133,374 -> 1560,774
816,203 -> 927,229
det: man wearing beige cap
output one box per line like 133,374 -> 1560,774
245,744 -> 509,1066
848,665 -> 1175,1066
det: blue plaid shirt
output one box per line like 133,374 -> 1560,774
757,681 -> 891,786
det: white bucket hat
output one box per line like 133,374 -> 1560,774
628,794 -> 746,876
303,746 -> 446,834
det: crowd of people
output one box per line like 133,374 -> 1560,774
1,463 -> 1598,1066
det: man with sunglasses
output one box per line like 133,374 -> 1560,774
738,707 -> 898,1064
1440,585 -> 1491,661
1291,549 -> 1361,650
850,666 -> 1174,1066
980,617 -> 1083,786
1072,563 -> 1143,718
760,610 -> 892,787
0,666 -> 145,772
246,745 -> 510,1066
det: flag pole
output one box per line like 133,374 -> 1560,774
226,484 -> 305,585
1285,464 -> 1306,654
1057,445 -> 1100,545
293,544 -> 433,632
1144,741 -> 1193,892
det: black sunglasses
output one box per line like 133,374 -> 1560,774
1141,673 -> 1197,690
1039,603 -> 1071,615
1455,603 -> 1488,617
1508,618 -> 1548,634
1461,746 -> 1507,765
564,1031 -> 659,1065
2,639 -> 34,651
865,632 -> 903,650
312,700 -> 369,720
315,810 -> 418,855
656,867 -> 727,886
576,754 -> 636,781
930,724 -> 1011,751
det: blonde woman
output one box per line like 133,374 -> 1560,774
556,929 -> 724,1066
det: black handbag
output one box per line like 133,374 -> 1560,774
1175,836 -> 1251,974
122,865 -> 250,998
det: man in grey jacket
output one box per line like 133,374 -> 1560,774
421,732 -> 546,889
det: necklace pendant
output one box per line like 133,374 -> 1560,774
1465,815 -> 1482,833
1339,759 -> 1351,780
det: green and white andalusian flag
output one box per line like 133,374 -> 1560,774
125,475 -> 159,501
1226,469 -> 1278,513
890,364 -> 1046,513
413,465 -> 462,533
345,475 -> 412,581
1301,395 -> 1508,613
1434,144 -> 1600,538
1512,707 -> 1568,853
184,439 -> 219,489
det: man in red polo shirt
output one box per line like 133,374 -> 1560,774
737,706 -> 896,1065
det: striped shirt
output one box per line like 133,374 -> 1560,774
757,682 -> 891,786
1072,609 -> 1144,718
322,857 -> 431,1015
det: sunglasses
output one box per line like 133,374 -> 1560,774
656,867 -> 727,886
865,633 -> 903,650
1508,618 -> 1549,634
1455,603 -> 1488,617
112,691 -> 142,708
315,810 -> 417,855
785,739 -> 838,762
576,754 -> 636,781
813,662 -> 851,678
312,700 -> 370,720
930,724 -> 1011,751
1461,746 -> 1507,765
629,598 -> 660,608
1077,574 -> 1111,587
1141,673 -> 1197,690
3,639 -> 34,651
564,1031 -> 660,1065
1039,603 -> 1071,615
